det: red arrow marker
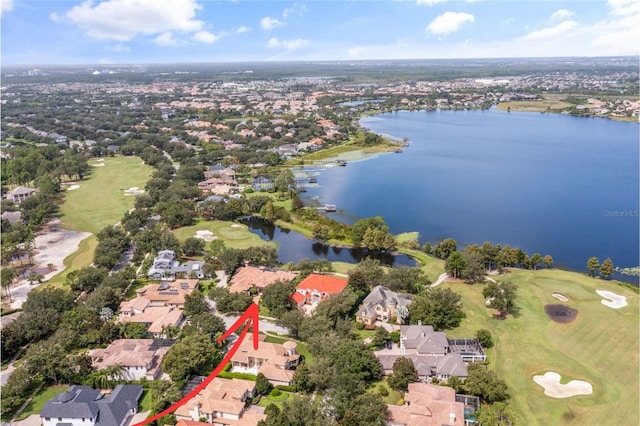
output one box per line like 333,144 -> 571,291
133,303 -> 260,426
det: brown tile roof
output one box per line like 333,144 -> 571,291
387,382 -> 465,426
134,279 -> 199,306
117,306 -> 183,334
175,378 -> 264,425
229,266 -> 297,294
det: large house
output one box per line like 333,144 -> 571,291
229,265 -> 297,295
117,305 -> 183,338
131,279 -> 199,308
387,382 -> 466,426
229,333 -> 300,386
8,186 -> 37,203
292,273 -> 348,309
41,385 -> 142,426
356,285 -> 413,325
147,250 -> 205,280
204,164 -> 236,182
174,378 -> 266,426
86,339 -> 171,381
375,325 -> 486,382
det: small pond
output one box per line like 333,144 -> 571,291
240,216 -> 417,267
544,304 -> 578,323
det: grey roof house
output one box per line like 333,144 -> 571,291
41,384 -> 142,426
374,324 -> 485,382
147,249 -> 205,280
8,186 -> 37,203
355,285 -> 413,325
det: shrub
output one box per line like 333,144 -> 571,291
275,384 -> 296,392
378,385 -> 389,396
476,329 -> 494,348
270,388 -> 282,397
355,321 -> 365,330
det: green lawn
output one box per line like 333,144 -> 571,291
367,378 -> 403,406
16,385 -> 69,420
257,390 -> 293,408
60,156 -> 154,234
441,268 -> 639,425
172,220 -> 276,250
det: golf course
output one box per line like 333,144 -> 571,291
441,269 -> 639,425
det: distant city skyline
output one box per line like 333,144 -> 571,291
1,0 -> 638,65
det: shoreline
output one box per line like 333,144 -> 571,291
296,110 -> 639,285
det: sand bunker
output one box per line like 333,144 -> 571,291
533,372 -> 593,398
92,163 -> 105,167
230,224 -> 242,228
596,290 -> 627,309
552,292 -> 569,302
195,230 -> 216,241
124,187 -> 145,196
67,184 -> 80,191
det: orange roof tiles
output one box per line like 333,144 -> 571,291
296,273 -> 348,294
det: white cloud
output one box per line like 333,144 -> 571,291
426,11 -> 474,35
608,0 -> 640,15
267,37 -> 308,50
192,30 -> 219,43
551,9 -> 573,20
236,26 -> 250,33
522,20 -> 577,40
49,12 -> 61,22
1,0 -> 13,13
260,16 -> 284,30
65,0 -> 204,41
282,3 -> 308,18
154,31 -> 179,46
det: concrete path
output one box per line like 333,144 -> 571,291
430,273 -> 449,287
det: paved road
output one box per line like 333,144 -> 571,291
430,272 -> 450,287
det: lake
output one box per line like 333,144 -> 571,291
301,109 -> 639,281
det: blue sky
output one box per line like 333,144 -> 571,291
1,0 -> 638,65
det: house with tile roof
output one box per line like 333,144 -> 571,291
132,279 -> 199,308
174,378 -> 266,426
229,333 -> 300,386
292,273 -> 348,308
229,265 -> 297,295
117,305 -> 184,338
86,339 -> 171,381
41,385 -> 142,426
387,382 -> 466,426
356,285 -> 413,325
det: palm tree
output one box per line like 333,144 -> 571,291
91,364 -> 127,389
47,263 -> 55,272
1,267 -> 17,301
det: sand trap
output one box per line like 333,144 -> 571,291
96,159 -> 104,162
230,224 -> 242,228
195,230 -> 216,241
552,292 -> 569,302
92,163 -> 105,167
596,290 -> 627,309
124,187 -> 145,196
533,372 -> 593,398
67,184 -> 80,191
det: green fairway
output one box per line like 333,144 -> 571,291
60,156 -> 154,234
441,268 -> 639,425
172,220 -> 276,250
